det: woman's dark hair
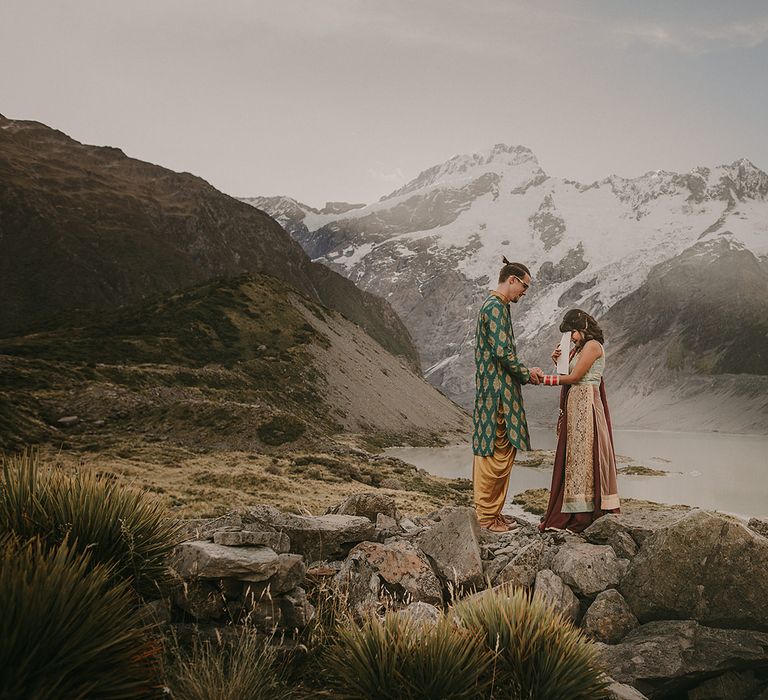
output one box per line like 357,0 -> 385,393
499,257 -> 530,283
559,308 -> 604,345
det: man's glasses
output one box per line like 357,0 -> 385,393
513,276 -> 529,291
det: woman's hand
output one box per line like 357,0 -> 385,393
551,346 -> 561,365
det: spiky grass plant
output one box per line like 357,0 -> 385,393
326,613 -> 493,700
452,587 -> 609,700
165,627 -> 291,700
0,535 -> 159,699
0,449 -> 180,597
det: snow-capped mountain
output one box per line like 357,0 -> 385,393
243,145 -> 768,433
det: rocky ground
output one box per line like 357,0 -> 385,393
156,493 -> 768,700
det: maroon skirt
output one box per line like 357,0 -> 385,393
539,379 -> 620,533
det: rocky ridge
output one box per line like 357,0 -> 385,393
162,496 -> 768,700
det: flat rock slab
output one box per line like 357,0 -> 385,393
551,542 -> 628,597
213,530 -> 290,552
172,541 -> 280,582
416,506 -> 483,590
240,505 -> 374,561
621,510 -> 768,631
597,619 -> 768,699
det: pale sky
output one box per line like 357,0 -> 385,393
2,0 -> 767,208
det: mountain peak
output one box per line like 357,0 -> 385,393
380,143 -> 544,202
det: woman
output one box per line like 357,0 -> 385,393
537,309 -> 620,532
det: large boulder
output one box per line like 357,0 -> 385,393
241,504 -> 375,562
416,507 -> 483,589
582,589 -> 639,644
621,510 -> 768,631
171,541 -> 280,582
213,529 -> 290,552
533,569 -> 580,623
597,620 -> 768,698
337,540 -> 443,618
326,492 -> 400,523
610,509 -> 689,546
551,542 -> 629,597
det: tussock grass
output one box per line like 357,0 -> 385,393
164,627 -> 290,700
0,536 -> 159,699
0,449 -> 180,597
453,587 -> 609,699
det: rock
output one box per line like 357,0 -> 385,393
400,517 -> 419,532
56,415 -> 79,426
392,601 -> 442,628
171,541 -> 279,582
748,517 -> 768,539
597,620 -> 768,698
246,586 -> 315,632
533,569 -> 580,623
482,555 -> 510,584
582,589 -> 639,643
241,505 -> 375,562
173,580 -> 226,621
687,670 -> 763,700
621,510 -> 768,631
583,515 -> 639,559
326,492 -> 400,523
551,542 -> 629,597
375,513 -> 400,540
610,509 -> 688,546
270,553 -> 306,595
337,540 -> 442,617
495,540 -> 544,588
213,529 -> 290,552
416,507 -> 483,589
380,477 -> 405,490
604,678 -> 650,700
177,513 -> 243,541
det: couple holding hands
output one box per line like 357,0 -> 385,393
471,258 -> 620,534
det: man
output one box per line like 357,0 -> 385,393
472,259 -> 543,532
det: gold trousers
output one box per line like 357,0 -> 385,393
472,407 -> 517,521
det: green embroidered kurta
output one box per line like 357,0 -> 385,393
472,293 -> 532,455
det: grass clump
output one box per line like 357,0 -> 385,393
0,536 -> 159,699
164,628 -> 290,700
0,449 -> 180,597
453,587 -> 609,699
325,613 -> 493,699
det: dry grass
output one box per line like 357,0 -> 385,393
37,442 -> 470,518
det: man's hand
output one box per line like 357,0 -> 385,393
529,367 -> 544,385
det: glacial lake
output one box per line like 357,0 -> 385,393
386,428 -> 768,519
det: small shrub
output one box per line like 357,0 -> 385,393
326,613 -> 493,700
0,449 -> 180,597
0,536 -> 158,699
452,587 -> 609,699
165,627 -> 290,700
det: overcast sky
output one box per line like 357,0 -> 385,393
2,0 -> 767,208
